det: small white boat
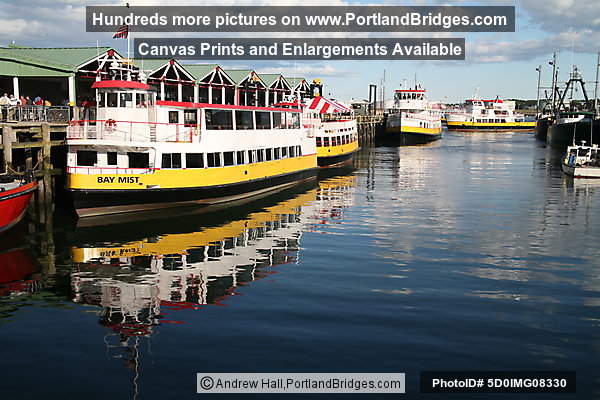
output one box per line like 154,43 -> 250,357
562,141 -> 600,178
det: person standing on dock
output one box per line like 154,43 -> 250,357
0,93 -> 9,121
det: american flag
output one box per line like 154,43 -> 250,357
113,24 -> 129,39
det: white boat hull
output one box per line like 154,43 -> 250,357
562,162 -> 600,178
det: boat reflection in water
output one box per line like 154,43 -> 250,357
70,173 -> 357,338
0,227 -> 40,303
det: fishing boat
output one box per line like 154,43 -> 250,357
547,112 -> 600,149
546,65 -> 600,148
0,175 -> 37,233
385,85 -> 442,144
446,97 -> 535,132
66,79 -> 318,217
305,96 -> 359,167
562,141 -> 600,178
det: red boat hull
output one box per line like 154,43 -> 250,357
0,181 -> 37,233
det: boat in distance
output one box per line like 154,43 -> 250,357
66,79 -> 318,217
385,84 -> 442,144
446,98 -> 535,132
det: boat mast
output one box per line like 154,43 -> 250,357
594,50 -> 600,115
550,52 -> 557,113
536,65 -> 542,116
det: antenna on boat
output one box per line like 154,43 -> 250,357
594,50 -> 600,116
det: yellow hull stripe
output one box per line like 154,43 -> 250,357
386,126 -> 442,134
68,155 -> 317,190
317,141 -> 360,158
447,121 -> 536,127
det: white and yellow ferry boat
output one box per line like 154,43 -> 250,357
66,79 -> 318,217
446,98 -> 535,131
385,85 -> 442,144
304,96 -> 360,167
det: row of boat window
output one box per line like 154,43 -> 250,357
75,146 -> 303,168
475,119 -> 507,123
162,146 -> 303,168
170,109 -> 301,130
98,92 -> 154,108
324,127 -> 354,134
316,135 -> 356,147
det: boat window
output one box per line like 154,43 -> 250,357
186,153 -> 204,168
248,150 -> 256,163
265,148 -> 273,161
281,146 -> 288,158
162,153 -> 181,169
223,151 -> 234,166
205,109 -> 233,130
274,148 -> 281,159
236,151 -> 245,165
119,92 -> 133,108
107,93 -> 118,107
77,150 -> 97,167
128,152 -> 149,168
136,93 -> 148,108
235,110 -> 254,130
296,145 -> 302,156
107,152 -> 118,166
98,93 -> 106,107
289,146 -> 295,157
256,111 -> 271,129
316,137 -> 322,147
184,109 -> 197,126
169,111 -> 179,124
324,137 -> 330,147
332,137 -> 337,146
257,149 -> 265,162
207,152 -> 221,167
273,112 -> 285,129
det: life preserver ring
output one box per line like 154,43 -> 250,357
105,119 -> 116,128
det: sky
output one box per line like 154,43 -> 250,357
1,0 -> 599,102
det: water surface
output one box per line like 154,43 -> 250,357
1,131 -> 599,399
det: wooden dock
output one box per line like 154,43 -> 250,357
1,121 -> 67,228
356,114 -> 385,146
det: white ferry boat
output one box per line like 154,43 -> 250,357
446,98 -> 535,131
305,96 -> 359,167
385,85 -> 442,144
562,142 -> 600,178
66,79 -> 318,217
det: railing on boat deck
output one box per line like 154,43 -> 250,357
0,105 -> 71,123
66,166 -> 155,175
67,120 -> 196,143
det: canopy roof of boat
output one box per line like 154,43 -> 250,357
307,96 -> 352,114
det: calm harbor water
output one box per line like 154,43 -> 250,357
1,131 -> 599,399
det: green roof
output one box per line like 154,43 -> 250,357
0,46 -> 112,71
259,73 -> 283,86
181,63 -> 220,81
135,59 -> 171,72
0,46 -> 115,77
223,69 -> 267,86
285,77 -> 309,88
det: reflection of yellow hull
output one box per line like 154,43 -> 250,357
71,189 -> 318,262
72,173 -> 359,262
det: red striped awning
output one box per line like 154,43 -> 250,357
307,96 -> 352,114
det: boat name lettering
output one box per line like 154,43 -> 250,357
96,176 -> 141,184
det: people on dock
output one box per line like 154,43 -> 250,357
0,93 -> 9,121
